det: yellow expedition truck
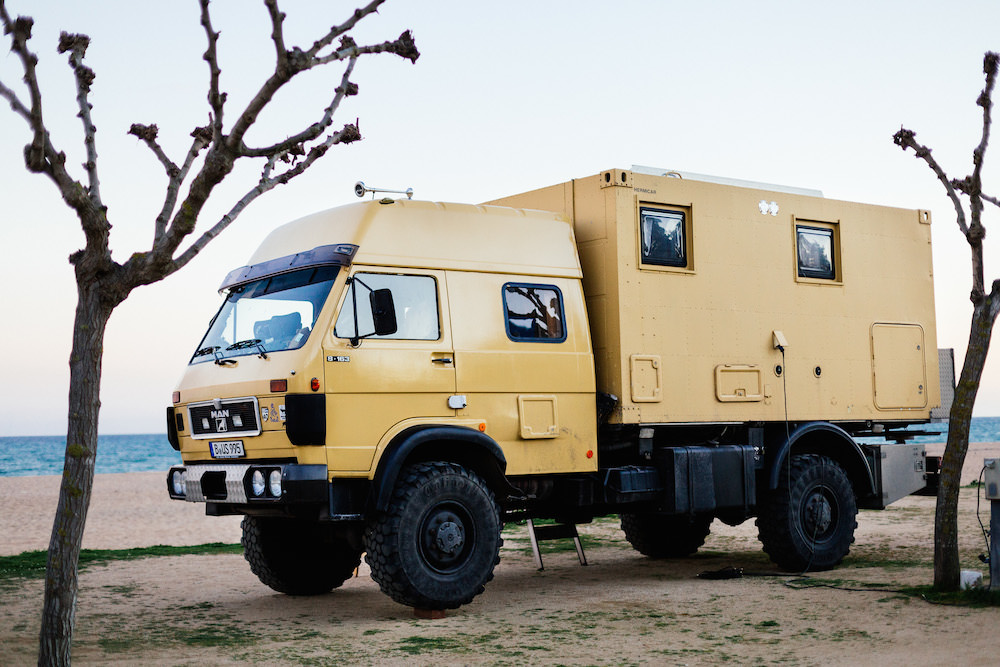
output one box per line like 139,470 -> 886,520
166,168 -> 947,610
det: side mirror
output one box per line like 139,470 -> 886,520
370,289 -> 398,336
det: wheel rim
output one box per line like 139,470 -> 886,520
800,484 -> 838,543
418,501 -> 475,574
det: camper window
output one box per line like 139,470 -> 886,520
796,225 -> 836,280
640,207 -> 687,268
503,284 -> 566,343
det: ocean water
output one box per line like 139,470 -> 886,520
1,417 -> 999,477
0,434 -> 180,477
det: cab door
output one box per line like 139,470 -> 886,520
446,271 -> 597,475
323,268 -> 456,471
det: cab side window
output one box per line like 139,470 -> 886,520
334,273 -> 440,340
503,283 -> 566,342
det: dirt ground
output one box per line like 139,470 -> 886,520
2,443 -> 1000,665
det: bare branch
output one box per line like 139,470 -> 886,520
982,193 -> 1000,209
57,31 -> 102,206
313,30 -> 419,66
199,0 -> 225,141
242,57 -> 358,158
171,123 -> 362,273
128,123 -> 177,175
264,0 -> 287,67
226,6 -> 417,150
2,9 -> 48,172
128,124 -> 211,245
972,53 -> 999,187
306,0 -> 385,58
893,127 -> 969,236
0,4 -> 97,227
0,78 -> 32,121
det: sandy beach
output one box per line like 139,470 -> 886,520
2,443 -> 1000,665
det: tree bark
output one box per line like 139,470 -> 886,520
934,300 -> 998,590
37,279 -> 115,666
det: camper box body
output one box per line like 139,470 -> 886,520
488,168 -> 940,427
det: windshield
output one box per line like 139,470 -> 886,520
191,266 -> 339,364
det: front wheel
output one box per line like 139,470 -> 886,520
364,462 -> 502,609
756,454 -> 858,571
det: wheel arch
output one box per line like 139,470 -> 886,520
765,422 -> 876,498
370,425 -> 519,512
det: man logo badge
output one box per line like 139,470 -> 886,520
216,418 -> 228,432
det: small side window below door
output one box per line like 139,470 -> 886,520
503,283 -> 566,343
335,273 -> 440,341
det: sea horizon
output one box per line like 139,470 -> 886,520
3,417 -> 1000,478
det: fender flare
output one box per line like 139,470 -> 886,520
370,425 -> 519,512
766,421 -> 876,497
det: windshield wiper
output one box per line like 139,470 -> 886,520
193,345 -> 219,358
226,338 -> 269,360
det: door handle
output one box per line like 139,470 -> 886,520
431,357 -> 453,364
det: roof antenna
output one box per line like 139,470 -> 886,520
354,181 -> 414,200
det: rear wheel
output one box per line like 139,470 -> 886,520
242,516 -> 362,595
756,454 -> 857,571
620,512 -> 713,558
364,462 -> 502,609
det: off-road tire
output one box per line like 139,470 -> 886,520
620,512 -> 713,558
242,516 -> 362,595
756,453 -> 858,571
364,462 -> 502,610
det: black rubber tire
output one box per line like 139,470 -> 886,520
364,462 -> 502,610
241,516 -> 362,595
620,512 -> 713,558
756,453 -> 858,572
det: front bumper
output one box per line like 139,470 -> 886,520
167,463 -> 328,505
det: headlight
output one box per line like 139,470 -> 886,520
268,469 -> 282,497
251,470 -> 266,497
171,470 -> 186,496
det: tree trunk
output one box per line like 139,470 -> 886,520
934,300 -> 998,590
37,280 -> 113,666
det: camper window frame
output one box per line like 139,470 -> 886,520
637,203 -> 695,273
794,219 -> 842,285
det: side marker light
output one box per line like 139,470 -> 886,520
310,377 -> 320,391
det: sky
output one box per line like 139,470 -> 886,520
2,0 -> 1000,436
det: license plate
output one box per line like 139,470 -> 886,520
209,440 -> 245,459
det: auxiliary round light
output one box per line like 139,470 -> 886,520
172,470 -> 186,496
268,469 -> 282,497
251,470 -> 266,497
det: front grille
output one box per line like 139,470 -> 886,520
188,397 -> 261,439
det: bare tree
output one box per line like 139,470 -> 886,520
0,1 -> 418,663
894,52 -> 998,591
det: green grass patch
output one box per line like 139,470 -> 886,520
898,585 -> 1000,607
0,543 -> 243,580
395,635 -> 466,655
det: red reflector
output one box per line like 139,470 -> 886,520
586,450 -> 594,459
270,379 -> 287,393
172,391 -> 180,404
310,377 -> 320,392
